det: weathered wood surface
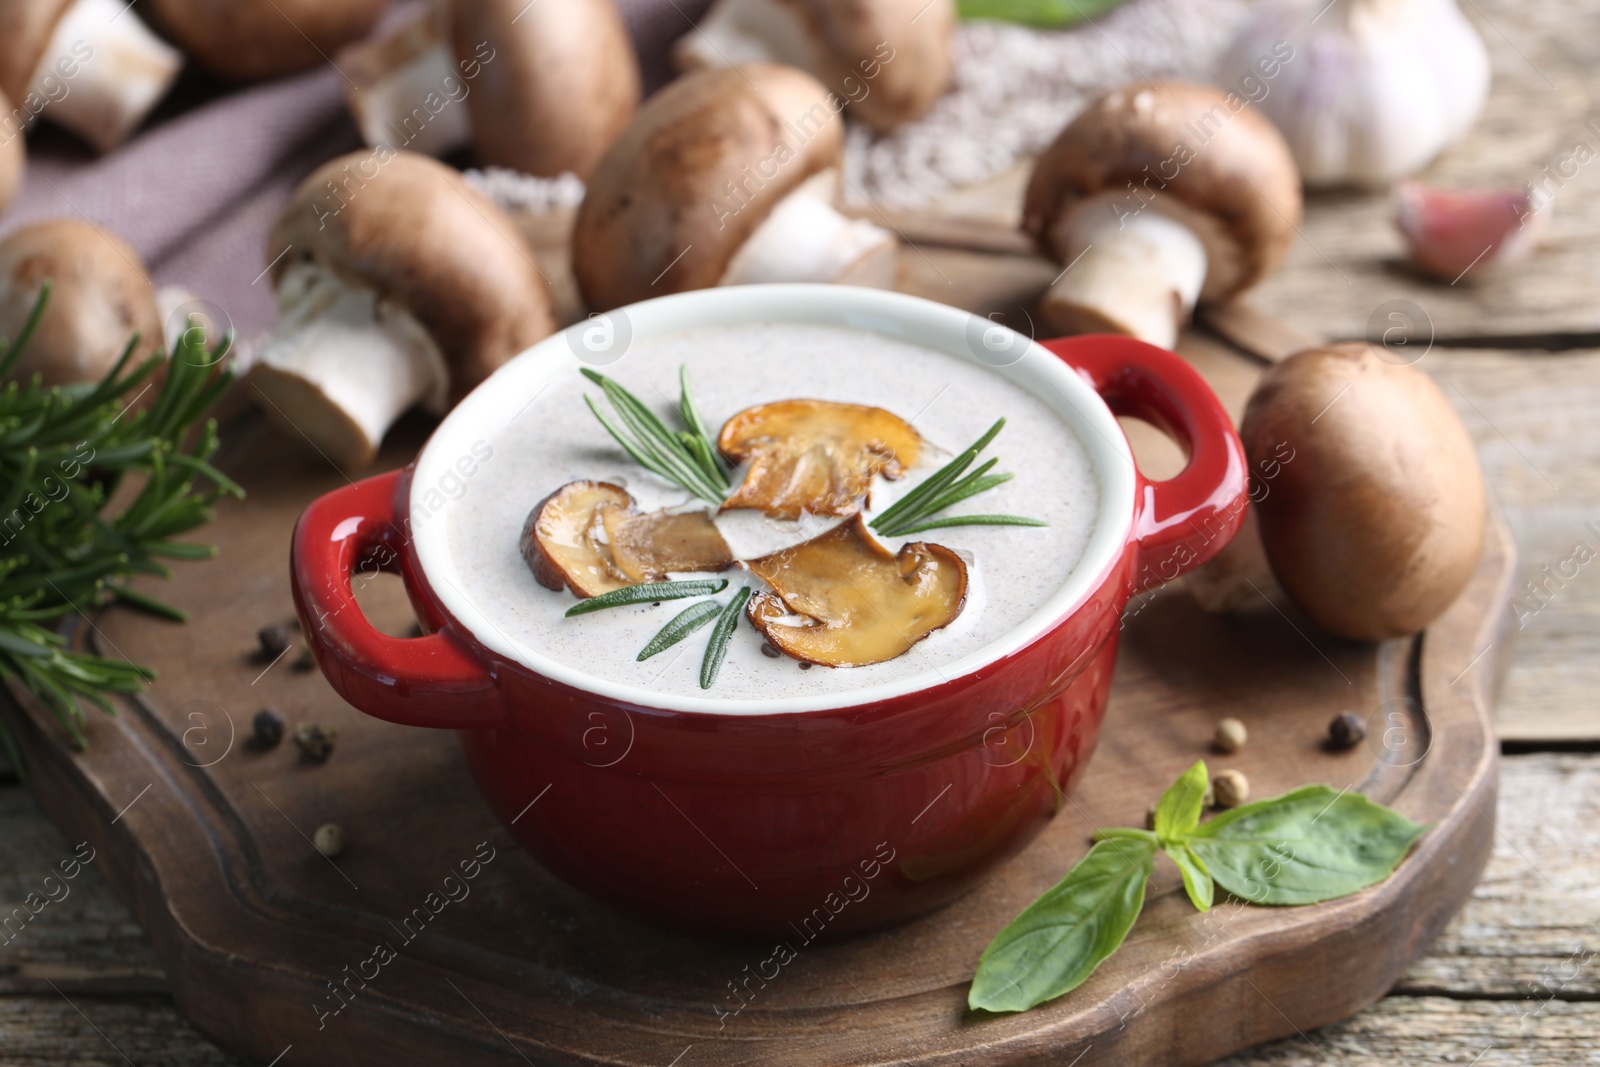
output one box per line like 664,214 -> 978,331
3,0 -> 1596,1057
2,754 -> 1594,1065
1425,349 -> 1600,742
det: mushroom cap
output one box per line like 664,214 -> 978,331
0,219 -> 162,387
0,89 -> 23,213
148,0 -> 388,82
0,0 -> 71,104
572,63 -> 844,312
793,0 -> 953,132
269,150 -> 555,403
1023,81 -> 1302,302
449,0 -> 639,179
1242,342 -> 1486,640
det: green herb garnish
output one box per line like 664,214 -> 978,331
581,366 -> 730,505
637,599 -> 723,660
699,587 -> 751,690
967,761 -> 1428,1013
564,578 -> 729,617
0,286 -> 241,764
957,0 -> 1128,28
870,419 -> 1045,538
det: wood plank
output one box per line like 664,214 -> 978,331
0,790 -> 167,994
1424,348 -> 1600,742
1223,998 -> 1600,1066
1394,754 -> 1600,999
0,997 -> 237,1066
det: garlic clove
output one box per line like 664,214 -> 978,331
1395,182 -> 1545,280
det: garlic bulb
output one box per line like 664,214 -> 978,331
1217,0 -> 1490,188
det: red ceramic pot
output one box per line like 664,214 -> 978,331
291,286 -> 1246,941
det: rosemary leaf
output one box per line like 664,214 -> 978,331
870,418 -> 1006,534
921,471 -> 1013,515
580,368 -> 728,504
637,599 -> 722,660
565,579 -> 729,617
0,291 -> 238,771
888,515 -> 1049,536
870,419 -> 1044,537
700,586 -> 752,690
112,585 -> 190,622
678,365 -> 728,484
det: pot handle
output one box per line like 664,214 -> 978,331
1042,334 -> 1249,587
290,470 -> 503,730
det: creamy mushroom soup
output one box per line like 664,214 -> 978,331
440,323 -> 1099,701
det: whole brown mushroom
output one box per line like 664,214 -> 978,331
573,64 -> 898,312
0,88 -> 23,212
0,0 -> 182,152
147,0 -> 388,83
0,219 -> 163,387
675,0 -> 955,132
340,0 -> 639,178
248,150 -> 556,469
1241,342 -> 1486,640
1023,82 -> 1302,350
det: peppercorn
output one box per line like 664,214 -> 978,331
1214,717 -> 1248,754
1329,712 -> 1367,750
295,723 -> 336,761
1213,769 -> 1250,809
314,823 -> 346,857
256,624 -> 293,661
760,642 -> 780,659
292,649 -> 316,673
251,708 -> 285,749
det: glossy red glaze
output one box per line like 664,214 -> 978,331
291,333 -> 1247,940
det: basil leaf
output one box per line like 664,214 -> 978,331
1153,760 -> 1208,843
968,837 -> 1154,1013
1166,844 -> 1214,912
1188,785 -> 1427,906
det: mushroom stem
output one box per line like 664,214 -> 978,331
344,9 -> 472,157
29,0 -> 183,153
676,0 -> 817,71
1040,209 -> 1208,349
250,265 -> 448,468
720,173 -> 898,288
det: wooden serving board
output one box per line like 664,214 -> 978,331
0,262 -> 1514,1066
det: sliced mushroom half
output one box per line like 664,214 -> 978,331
719,399 -> 922,519
523,481 -> 734,598
744,517 -> 967,667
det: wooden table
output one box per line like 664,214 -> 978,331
3,0 -> 1597,1060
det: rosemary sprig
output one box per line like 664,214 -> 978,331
870,419 -> 1046,538
0,287 -> 241,765
565,578 -> 729,617
700,587 -> 752,690
581,366 -> 730,505
636,599 -> 722,660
